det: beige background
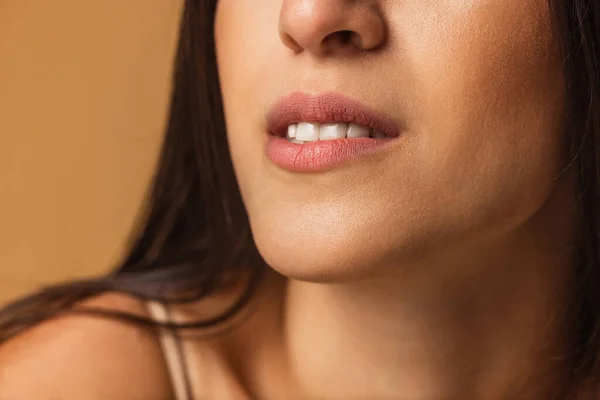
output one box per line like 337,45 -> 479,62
0,1 -> 183,303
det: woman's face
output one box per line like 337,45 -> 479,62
215,0 -> 566,281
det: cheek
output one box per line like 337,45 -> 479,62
215,0 -> 283,107
399,0 -> 566,228
215,0 -> 281,200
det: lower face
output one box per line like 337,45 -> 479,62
215,0 -> 566,281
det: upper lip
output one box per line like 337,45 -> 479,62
265,92 -> 400,138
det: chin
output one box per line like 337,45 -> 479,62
256,238 -> 379,283
248,211 -> 405,284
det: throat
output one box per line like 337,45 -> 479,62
280,251 -> 573,400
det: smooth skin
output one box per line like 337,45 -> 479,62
0,0 -> 574,399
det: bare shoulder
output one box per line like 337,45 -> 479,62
0,292 -> 173,400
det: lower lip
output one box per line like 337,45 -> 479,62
265,135 -> 395,172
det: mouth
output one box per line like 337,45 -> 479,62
264,92 -> 400,172
266,92 -> 400,142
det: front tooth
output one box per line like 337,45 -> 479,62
296,122 -> 320,142
347,124 -> 371,138
287,124 -> 297,139
319,123 -> 348,141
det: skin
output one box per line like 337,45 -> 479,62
216,0 -> 574,398
0,0 -> 576,399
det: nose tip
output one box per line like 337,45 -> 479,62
279,0 -> 386,55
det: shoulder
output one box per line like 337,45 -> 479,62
0,292 -> 174,400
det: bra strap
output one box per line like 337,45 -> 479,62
146,300 -> 193,400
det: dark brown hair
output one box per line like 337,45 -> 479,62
2,0 -> 600,397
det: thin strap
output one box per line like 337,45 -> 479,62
146,301 -> 194,400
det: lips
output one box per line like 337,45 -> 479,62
264,92 -> 400,172
266,92 -> 400,139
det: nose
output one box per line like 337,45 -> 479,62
279,0 -> 387,56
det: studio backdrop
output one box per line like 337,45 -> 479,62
0,0 -> 183,303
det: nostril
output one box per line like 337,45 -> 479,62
324,30 -> 355,46
338,30 -> 354,44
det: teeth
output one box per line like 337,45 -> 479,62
319,123 -> 348,141
295,122 -> 320,142
347,124 -> 371,138
287,124 -> 297,139
285,122 -> 386,142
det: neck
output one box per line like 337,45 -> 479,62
282,182 -> 575,399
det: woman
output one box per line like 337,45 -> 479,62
0,0 -> 598,398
